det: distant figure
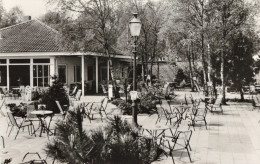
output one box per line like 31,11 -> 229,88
146,74 -> 151,86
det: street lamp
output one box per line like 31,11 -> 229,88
129,13 -> 142,126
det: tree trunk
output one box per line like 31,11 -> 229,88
240,87 -> 244,101
187,48 -> 195,92
221,48 -> 226,104
105,48 -> 119,98
157,61 -> 159,79
142,55 -> 145,82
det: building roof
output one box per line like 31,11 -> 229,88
0,20 -> 63,53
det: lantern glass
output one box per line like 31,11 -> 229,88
130,91 -> 138,100
129,17 -> 142,37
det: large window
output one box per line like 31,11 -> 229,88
58,65 -> 67,83
33,65 -> 50,87
74,65 -> 81,82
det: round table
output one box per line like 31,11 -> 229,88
1,148 -> 21,163
30,110 -> 53,137
142,125 -> 172,138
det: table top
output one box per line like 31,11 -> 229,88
31,110 -> 53,115
12,88 -> 20,90
171,105 -> 191,109
142,125 -> 170,130
1,148 -> 21,159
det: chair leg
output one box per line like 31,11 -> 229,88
186,146 -> 192,162
14,128 -> 21,139
28,126 -> 30,135
204,118 -> 207,130
8,126 -> 14,137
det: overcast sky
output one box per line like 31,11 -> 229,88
2,0 -> 51,18
2,0 -> 260,19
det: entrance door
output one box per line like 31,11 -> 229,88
9,65 -> 30,87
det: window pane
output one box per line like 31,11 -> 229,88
58,65 -> 66,83
0,66 -> 7,85
44,65 -> 49,77
0,59 -> 6,64
33,78 -> 37,86
33,65 -> 37,77
10,59 -> 30,63
38,78 -> 43,87
38,65 -> 42,77
33,59 -> 50,63
44,78 -> 49,87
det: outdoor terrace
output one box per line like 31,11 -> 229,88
1,91 -> 260,164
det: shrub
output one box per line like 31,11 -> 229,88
46,110 -> 164,164
40,76 -> 69,113
111,91 -> 159,115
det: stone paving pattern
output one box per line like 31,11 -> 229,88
1,91 -> 260,164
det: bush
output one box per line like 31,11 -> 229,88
40,76 -> 69,113
112,92 -> 159,115
45,110 -> 164,164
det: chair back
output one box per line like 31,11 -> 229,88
38,104 -> 46,110
75,89 -> 82,100
0,88 -> 4,94
2,87 -> 8,94
156,104 -> 165,116
7,112 -> 18,127
101,85 -> 107,94
19,85 -> 25,93
71,86 -> 78,96
55,101 -> 64,114
26,104 -> 37,118
101,97 -> 108,110
214,96 -> 222,106
0,99 -> 6,116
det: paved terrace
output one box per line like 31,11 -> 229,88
1,92 -> 260,164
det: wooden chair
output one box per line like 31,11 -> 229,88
7,112 -> 35,139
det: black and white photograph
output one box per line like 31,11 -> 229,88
1,0 -> 260,163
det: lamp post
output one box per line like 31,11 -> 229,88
129,13 -> 142,127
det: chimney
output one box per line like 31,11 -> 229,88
23,16 -> 32,21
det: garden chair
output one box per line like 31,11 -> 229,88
175,80 -> 186,91
88,97 -> 109,122
207,95 -> 223,113
69,86 -> 78,96
20,152 -> 47,164
0,100 -> 13,133
55,101 -> 67,120
1,87 -> 12,99
101,84 -> 108,95
7,112 -> 35,139
186,106 -> 208,130
252,95 -> 260,111
70,89 -> 82,101
162,130 -> 193,164
157,102 -> 180,126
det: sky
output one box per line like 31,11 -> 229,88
2,0 -> 52,18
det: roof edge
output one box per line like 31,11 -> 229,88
35,19 -> 59,34
0,19 -> 34,31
